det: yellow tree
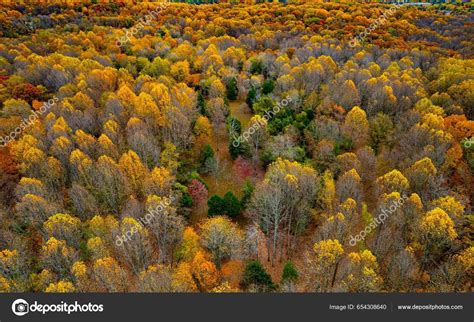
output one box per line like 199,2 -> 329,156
9,134 -> 39,160
341,250 -> 383,292
175,227 -> 201,262
40,237 -> 78,278
194,115 -> 213,138
336,168 -> 363,204
171,83 -> 197,117
74,129 -> 97,158
172,262 -> 197,292
303,239 -> 344,292
87,237 -> 109,260
50,136 -> 73,167
17,147 -> 47,178
200,216 -> 243,269
45,280 -> 75,293
145,195 -> 184,263
0,249 -> 23,291
88,215 -> 118,241
92,257 -> 127,292
336,152 -> 362,175
419,208 -> 457,261
170,61 -> 190,82
133,92 -> 165,131
114,217 -> 152,275
141,82 -> 170,110
404,193 -> 424,240
30,269 -> 55,293
430,196 -> 464,226
94,155 -> 129,214
144,166 -> 174,197
376,169 -> 410,196
71,261 -> 89,292
15,177 -> 46,199
190,251 -> 219,292
102,119 -> 120,144
43,213 -> 82,247
119,150 -> 149,198
193,115 -> 213,153
138,264 -> 173,292
97,134 -> 119,160
69,149 -> 94,187
337,80 -> 361,110
209,79 -> 226,99
405,157 -> 437,194
250,158 -> 318,265
319,170 -> 336,214
160,142 -> 179,174
342,106 -> 369,148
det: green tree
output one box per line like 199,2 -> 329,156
227,116 -> 242,138
240,179 -> 255,209
197,91 -> 206,114
246,86 -> 257,110
249,59 -> 263,75
226,77 -> 238,101
262,79 -> 275,95
282,261 -> 298,282
228,140 -> 250,160
253,96 -> 275,116
223,191 -> 241,218
240,260 -> 275,292
200,144 -> 215,165
208,192 -> 241,218
181,192 -> 193,208
208,195 -> 224,217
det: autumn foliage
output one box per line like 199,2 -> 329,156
0,1 -> 472,293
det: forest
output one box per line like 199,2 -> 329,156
0,0 -> 472,293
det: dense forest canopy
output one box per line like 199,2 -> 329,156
0,0 -> 472,293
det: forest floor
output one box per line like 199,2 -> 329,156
193,100 -> 320,286
192,101 -> 254,224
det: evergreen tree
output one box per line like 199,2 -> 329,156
181,192 -> 193,208
226,77 -> 238,101
262,79 -> 275,95
228,140 -> 250,160
223,191 -> 241,218
249,59 -> 263,75
197,91 -> 206,114
208,195 -> 224,217
281,261 -> 298,283
200,144 -> 214,165
208,192 -> 241,218
240,260 -> 275,292
227,116 -> 242,138
246,86 -> 257,110
240,179 -> 255,209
